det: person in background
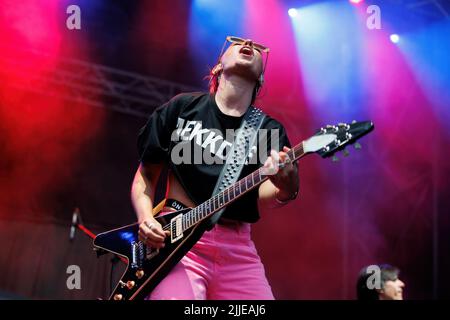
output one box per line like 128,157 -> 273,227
356,264 -> 405,300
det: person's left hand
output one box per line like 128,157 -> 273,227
262,146 -> 299,201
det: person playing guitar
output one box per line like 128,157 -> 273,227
132,36 -> 299,300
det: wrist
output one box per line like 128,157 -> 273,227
275,188 -> 299,203
138,214 -> 156,224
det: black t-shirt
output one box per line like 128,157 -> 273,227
137,92 -> 291,223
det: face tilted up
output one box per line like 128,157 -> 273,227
220,39 -> 264,82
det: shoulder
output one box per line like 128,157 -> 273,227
151,92 -> 208,118
257,111 -> 292,146
168,92 -> 208,108
260,112 -> 287,132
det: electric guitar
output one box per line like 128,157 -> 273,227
93,121 -> 374,300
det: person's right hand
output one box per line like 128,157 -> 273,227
138,218 -> 170,249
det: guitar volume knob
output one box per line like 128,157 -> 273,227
126,281 -> 136,289
136,269 -> 145,279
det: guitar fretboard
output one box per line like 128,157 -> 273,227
180,142 -> 305,231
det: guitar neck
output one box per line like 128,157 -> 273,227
181,142 -> 307,230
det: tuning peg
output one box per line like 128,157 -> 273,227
321,146 -> 331,153
354,142 -> 362,150
343,149 -> 350,157
332,155 -> 339,162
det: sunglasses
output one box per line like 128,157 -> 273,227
215,35 -> 270,81
226,36 -> 270,53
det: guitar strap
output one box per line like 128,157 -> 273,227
205,106 -> 265,229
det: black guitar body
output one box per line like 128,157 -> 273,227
93,121 -> 374,300
94,208 -> 207,300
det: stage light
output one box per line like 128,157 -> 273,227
390,34 -> 400,43
288,8 -> 298,18
349,0 -> 364,4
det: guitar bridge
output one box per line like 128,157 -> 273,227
170,214 -> 183,243
130,241 -> 144,269
146,247 -> 159,260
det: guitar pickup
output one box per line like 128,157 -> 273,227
170,214 -> 184,243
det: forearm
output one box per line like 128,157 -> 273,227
133,163 -> 169,248
258,165 -> 299,208
274,164 -> 299,201
132,183 -> 155,223
258,179 -> 298,205
131,163 -> 161,223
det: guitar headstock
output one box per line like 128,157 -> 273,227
303,121 -> 374,159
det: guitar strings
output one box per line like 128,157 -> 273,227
158,148 -> 303,233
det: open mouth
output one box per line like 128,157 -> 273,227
239,46 -> 253,56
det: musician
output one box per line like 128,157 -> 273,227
132,36 -> 299,299
357,264 -> 405,300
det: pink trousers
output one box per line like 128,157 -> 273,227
148,221 -> 274,300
